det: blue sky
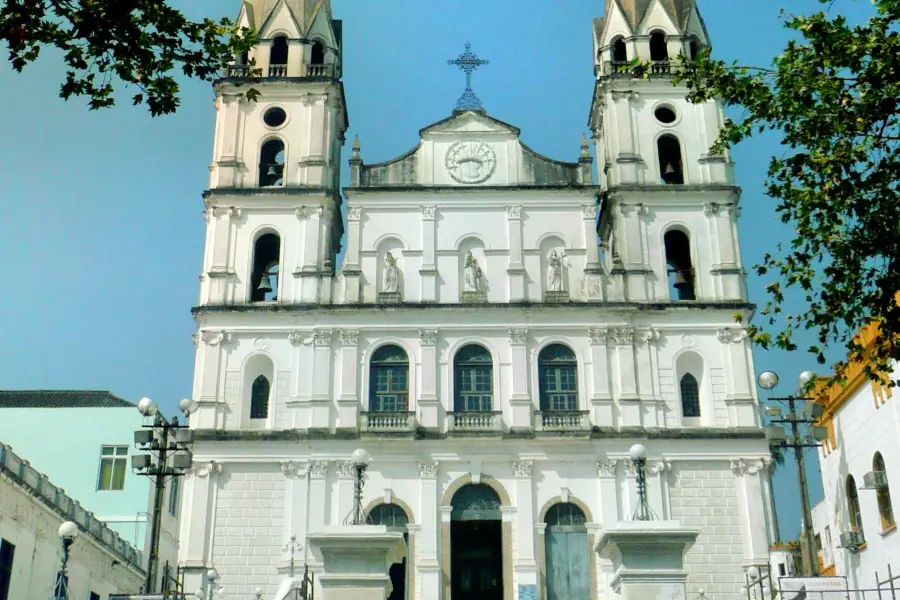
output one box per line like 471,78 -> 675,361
0,0 -> 872,539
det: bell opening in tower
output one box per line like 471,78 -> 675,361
251,233 -> 281,302
658,135 -> 684,185
664,230 -> 695,301
649,31 -> 668,61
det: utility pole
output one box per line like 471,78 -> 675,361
133,397 -> 198,593
758,370 -> 827,577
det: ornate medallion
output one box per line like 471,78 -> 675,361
445,140 -> 497,184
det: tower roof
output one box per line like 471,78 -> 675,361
614,0 -> 697,34
243,0 -> 328,33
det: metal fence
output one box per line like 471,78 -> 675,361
744,564 -> 900,600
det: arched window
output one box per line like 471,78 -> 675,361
369,345 -> 409,413
658,134 -> 684,184
650,31 -> 668,61
847,475 -> 863,534
874,453 -> 895,530
250,375 -> 270,419
612,37 -> 627,63
259,139 -> 285,187
680,373 -> 701,417
688,38 -> 701,61
545,503 -> 589,600
270,36 -> 289,66
236,51 -> 249,66
454,345 -> 493,412
539,344 -> 578,412
251,233 -> 281,302
311,41 -> 325,65
664,230 -> 695,301
369,504 -> 410,600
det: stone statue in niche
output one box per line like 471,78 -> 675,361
463,251 -> 483,292
547,249 -> 565,292
382,252 -> 399,294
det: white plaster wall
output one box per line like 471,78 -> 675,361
812,363 -> 900,591
0,475 -> 144,600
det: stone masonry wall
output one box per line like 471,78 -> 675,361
211,465 -> 285,598
669,461 -> 744,598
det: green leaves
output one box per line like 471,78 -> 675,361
675,0 -> 900,388
1,0 -> 258,116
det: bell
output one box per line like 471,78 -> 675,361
257,274 -> 273,293
266,164 -> 281,177
673,270 -> 689,286
665,163 -> 676,175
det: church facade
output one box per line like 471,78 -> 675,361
179,1 -> 776,599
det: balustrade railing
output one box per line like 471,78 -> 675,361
449,411 -> 502,432
535,410 -> 591,432
225,64 -> 253,78
268,63 -> 288,77
362,411 -> 415,432
305,63 -> 334,77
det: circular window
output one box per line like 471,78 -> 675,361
263,107 -> 287,128
655,106 -> 677,124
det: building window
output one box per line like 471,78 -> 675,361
250,375 -> 270,420
251,232 -> 281,302
874,452 -> 895,530
538,344 -> 578,412
369,345 -> 410,413
454,344 -> 493,412
688,37 -> 701,61
311,41 -> 325,65
680,373 -> 701,418
270,35 -> 289,65
658,134 -> 684,184
168,476 -> 180,517
611,37 -> 627,63
847,475 -> 863,535
0,540 -> 14,600
650,31 -> 668,61
664,229 -> 695,300
98,446 -> 128,491
259,139 -> 286,187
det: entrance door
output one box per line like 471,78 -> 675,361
544,503 -> 589,600
450,484 -> 504,600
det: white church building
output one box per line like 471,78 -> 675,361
179,1 -> 776,599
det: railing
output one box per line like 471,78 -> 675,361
362,411 -> 416,433
535,410 -> 591,432
602,60 -> 676,78
448,411 -> 503,433
268,63 -> 288,77
650,60 -> 672,76
223,63 -> 335,79
305,63 -> 334,78
224,64 -> 253,78
0,441 -> 144,570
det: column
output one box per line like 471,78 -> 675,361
535,523 -> 548,600
648,460 -> 671,520
588,328 -> 614,428
337,330 -> 360,430
420,206 -> 438,302
612,327 -> 641,427
707,200 -> 744,301
731,459 -> 771,563
335,460 -> 355,522
298,206 -> 324,303
582,205 -> 603,301
619,204 -> 650,301
595,461 -> 621,529
282,461 -> 310,550
718,327 -> 756,427
418,330 -> 440,429
287,39 -> 304,76
506,206 -> 526,301
309,461 -> 329,530
310,330 -> 333,431
343,207 -> 362,302
439,505 -> 454,600
508,329 -> 532,431
417,462 -> 441,600
180,461 -> 223,569
195,331 -> 231,429
611,91 -> 640,184
513,461 -> 537,587
635,329 -> 660,427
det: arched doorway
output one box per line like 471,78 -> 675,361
451,484 -> 504,600
369,503 -> 409,600
544,503 -> 589,600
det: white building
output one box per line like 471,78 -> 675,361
0,442 -> 145,600
811,322 -> 900,590
180,1 -> 775,599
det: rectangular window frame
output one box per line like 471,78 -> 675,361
97,445 -> 129,491
0,539 -> 15,600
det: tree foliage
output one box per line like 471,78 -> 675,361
674,0 -> 900,387
1,0 -> 257,115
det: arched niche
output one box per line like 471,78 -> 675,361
242,354 -> 275,429
538,235 -> 568,298
376,237 -> 406,300
674,351 -> 709,425
457,236 -> 488,298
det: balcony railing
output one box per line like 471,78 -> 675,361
268,63 -> 288,77
535,410 -> 591,432
449,411 -> 502,433
602,60 -> 677,78
362,411 -> 415,433
306,63 -> 334,77
225,64 -> 253,78
222,63 -> 336,80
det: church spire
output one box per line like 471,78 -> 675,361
609,0 -> 702,35
242,0 -> 329,34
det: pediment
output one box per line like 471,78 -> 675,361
420,111 -> 521,137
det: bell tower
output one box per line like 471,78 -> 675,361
589,0 -> 745,305
200,0 -> 348,306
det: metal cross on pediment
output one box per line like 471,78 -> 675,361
447,43 -> 490,112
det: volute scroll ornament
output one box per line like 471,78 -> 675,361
309,460 -> 330,478
418,329 -> 439,346
508,328 -> 528,345
417,461 -> 439,478
588,327 -> 609,346
596,460 -> 618,477
512,460 -> 534,478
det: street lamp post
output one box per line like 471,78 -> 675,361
758,370 -> 825,577
345,448 -> 371,525
132,397 -> 198,593
52,521 -> 79,600
629,444 -> 656,521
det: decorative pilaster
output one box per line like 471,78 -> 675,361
596,460 -> 623,528
718,327 -> 757,427
635,328 -> 663,427
418,461 -> 441,600
296,205 -> 324,303
194,330 -> 232,429
181,461 -> 223,569
282,461 -> 310,554
508,328 -> 532,431
612,326 -> 641,427
611,90 -> 642,184
582,203 -> 602,276
337,330 -> 360,430
706,198 -> 744,301
587,328 -> 613,428
506,205 -> 526,301
648,459 -> 672,519
418,330 -> 440,429
308,460 -> 329,528
343,206 -> 362,302
730,458 -> 772,563
618,203 -> 651,301
420,205 -> 439,302
310,330 -> 333,431
513,460 -> 537,584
